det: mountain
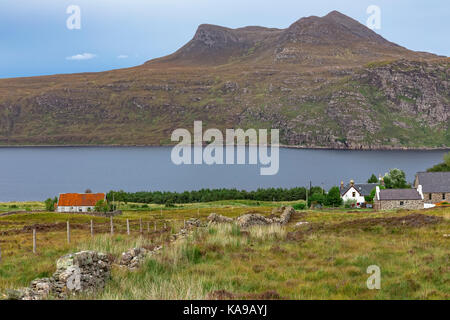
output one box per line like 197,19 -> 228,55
0,11 -> 448,149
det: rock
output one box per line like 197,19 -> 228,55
207,213 -> 233,223
186,218 -> 202,228
118,248 -> 149,270
8,250 -> 112,300
237,214 -> 273,228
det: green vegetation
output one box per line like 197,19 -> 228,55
107,187 -> 323,205
44,197 -> 57,211
0,202 -> 448,299
383,169 -> 410,189
427,152 -> 450,172
367,174 -> 378,183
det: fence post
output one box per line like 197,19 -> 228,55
140,219 -> 143,234
110,216 -> 114,235
154,221 -> 156,231
147,222 -> 150,233
33,229 -> 36,254
126,219 -> 130,235
67,221 -> 70,244
90,220 -> 94,237
184,219 -> 186,229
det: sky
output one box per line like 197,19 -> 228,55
0,0 -> 448,78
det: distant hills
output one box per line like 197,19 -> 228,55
0,11 -> 448,149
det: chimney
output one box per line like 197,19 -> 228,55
340,181 -> 344,189
350,179 -> 354,187
375,186 -> 381,200
417,184 -> 424,200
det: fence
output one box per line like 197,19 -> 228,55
0,217 -> 189,261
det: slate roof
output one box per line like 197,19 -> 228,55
340,183 -> 378,196
416,172 -> 450,193
378,189 -> 422,201
58,193 -> 105,207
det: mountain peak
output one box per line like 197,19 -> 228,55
281,10 -> 392,45
147,11 -> 422,66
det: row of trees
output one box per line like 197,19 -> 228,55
106,187 -> 327,205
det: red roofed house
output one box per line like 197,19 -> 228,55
57,193 -> 106,213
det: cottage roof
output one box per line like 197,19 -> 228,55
58,193 -> 105,207
340,183 -> 378,196
416,172 -> 450,193
378,188 -> 422,201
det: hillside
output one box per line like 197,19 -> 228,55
0,11 -> 448,149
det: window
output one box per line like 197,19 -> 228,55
352,192 -> 356,197
400,201 -> 404,206
429,193 -> 432,200
443,193 -> 446,200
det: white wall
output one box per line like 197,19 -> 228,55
342,186 -> 366,204
57,206 -> 94,213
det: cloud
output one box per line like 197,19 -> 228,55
117,55 -> 128,59
66,53 -> 96,61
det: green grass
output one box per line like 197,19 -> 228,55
0,203 -> 449,300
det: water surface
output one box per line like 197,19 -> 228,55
0,147 -> 445,201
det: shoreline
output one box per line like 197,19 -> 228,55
0,143 -> 448,151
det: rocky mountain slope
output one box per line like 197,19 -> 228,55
0,11 -> 448,149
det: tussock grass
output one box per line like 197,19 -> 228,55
1,205 -> 449,299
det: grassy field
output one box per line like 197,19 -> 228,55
0,202 -> 449,300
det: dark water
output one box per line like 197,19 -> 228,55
0,147 -> 446,201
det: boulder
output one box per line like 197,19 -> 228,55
207,213 -> 233,223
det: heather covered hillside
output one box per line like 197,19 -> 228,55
0,11 -> 448,149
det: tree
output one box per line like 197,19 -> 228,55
308,193 -> 325,208
85,188 -> 92,193
325,186 -> 343,207
383,169 -> 410,189
94,200 -> 108,213
44,197 -> 58,211
427,152 -> 450,172
367,174 -> 378,183
366,186 -> 385,202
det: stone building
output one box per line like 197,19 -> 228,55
373,186 -> 424,210
414,172 -> 450,204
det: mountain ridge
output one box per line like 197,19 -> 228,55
0,11 -> 448,149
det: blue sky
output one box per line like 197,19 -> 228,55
0,0 -> 448,78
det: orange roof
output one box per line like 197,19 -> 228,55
58,193 -> 105,207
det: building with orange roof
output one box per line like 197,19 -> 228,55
57,193 -> 106,213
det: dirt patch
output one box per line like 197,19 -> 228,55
287,213 -> 443,240
332,213 -> 443,229
252,265 -> 265,273
270,245 -> 287,254
207,290 -> 282,300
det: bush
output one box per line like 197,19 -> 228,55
344,199 -> 357,208
308,193 -> 325,207
293,203 -> 306,210
44,197 -> 58,211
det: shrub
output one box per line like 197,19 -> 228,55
293,203 -> 306,210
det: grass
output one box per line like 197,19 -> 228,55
0,203 -> 449,299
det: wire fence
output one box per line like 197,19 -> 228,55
0,217 -> 190,261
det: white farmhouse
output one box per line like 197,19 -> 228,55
340,180 -> 379,207
56,193 -> 106,213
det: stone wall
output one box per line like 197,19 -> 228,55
374,199 -> 424,210
7,251 -> 112,300
423,192 -> 449,204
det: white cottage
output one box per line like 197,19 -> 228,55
340,180 -> 379,207
56,193 -> 106,213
